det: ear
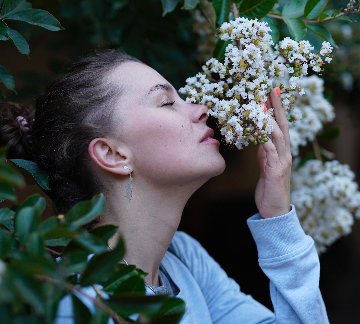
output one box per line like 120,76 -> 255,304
88,138 -> 132,176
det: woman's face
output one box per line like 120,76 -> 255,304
107,62 -> 226,187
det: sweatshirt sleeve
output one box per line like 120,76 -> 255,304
247,204 -> 329,324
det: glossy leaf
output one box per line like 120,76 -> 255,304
152,297 -> 186,322
0,64 -> 15,90
282,0 -> 307,18
0,20 -> 9,40
89,224 -> 118,244
183,0 -> 200,10
6,9 -> 63,31
69,231 -> 107,253
307,24 -> 337,47
237,0 -> 277,19
18,195 -> 46,217
27,233 -> 44,256
71,295 -> 92,324
15,207 -> 40,242
283,17 -> 307,40
80,238 -> 125,285
0,207 -> 15,225
0,229 -> 12,258
9,159 -> 50,191
66,193 -> 105,228
213,0 -> 231,26
0,161 -> 25,187
0,183 -> 16,201
304,0 -> 327,19
0,0 -> 31,17
7,28 -> 29,54
103,264 -> 146,295
161,0 -> 180,16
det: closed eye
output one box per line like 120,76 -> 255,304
161,100 -> 175,107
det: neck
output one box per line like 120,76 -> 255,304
99,176 -> 199,286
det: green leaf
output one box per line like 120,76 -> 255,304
0,21 -> 9,40
183,0 -> 200,10
317,127 -> 340,140
80,238 -> 125,285
9,159 -> 50,191
283,17 -> 307,40
0,229 -> 12,258
18,194 -> 46,217
0,0 -> 31,17
89,224 -> 118,244
237,0 -> 277,19
282,0 -> 307,18
11,273 -> 45,315
213,39 -> 228,61
161,0 -> 180,16
7,8 -> 63,31
0,161 -> 24,186
213,0 -> 231,26
7,28 -> 29,54
0,183 -> 16,201
0,64 -> 15,91
27,232 -> 44,256
307,24 -> 337,47
153,297 -> 186,322
262,16 -> 280,43
15,206 -> 39,242
0,207 -> 15,224
71,295 -> 92,324
66,193 -> 105,228
103,264 -> 145,295
61,250 -> 89,274
304,0 -> 327,19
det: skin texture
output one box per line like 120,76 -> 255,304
87,62 -> 292,286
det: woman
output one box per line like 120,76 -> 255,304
0,50 -> 329,323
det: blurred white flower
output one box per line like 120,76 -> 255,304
291,160 -> 360,253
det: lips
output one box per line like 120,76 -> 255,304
200,128 -> 215,143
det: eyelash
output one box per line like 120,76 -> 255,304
161,100 -> 175,107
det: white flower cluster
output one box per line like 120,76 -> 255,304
291,159 -> 360,253
179,17 -> 333,149
289,76 -> 335,156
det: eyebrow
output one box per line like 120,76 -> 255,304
147,83 -> 174,96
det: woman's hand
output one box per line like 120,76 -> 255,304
255,87 -> 292,218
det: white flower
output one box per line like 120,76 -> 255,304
179,17 -> 332,149
291,159 -> 360,253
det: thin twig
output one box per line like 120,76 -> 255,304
36,274 -> 123,323
266,12 -> 344,24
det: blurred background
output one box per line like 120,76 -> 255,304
1,0 -> 360,322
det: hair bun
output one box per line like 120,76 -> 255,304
0,101 -> 34,159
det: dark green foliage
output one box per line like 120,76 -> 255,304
0,149 -> 186,322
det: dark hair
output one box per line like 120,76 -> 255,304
0,49 -> 140,213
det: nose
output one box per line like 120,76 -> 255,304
191,103 -> 209,123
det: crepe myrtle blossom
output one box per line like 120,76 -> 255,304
291,159 -> 360,253
289,75 -> 335,156
179,17 -> 333,149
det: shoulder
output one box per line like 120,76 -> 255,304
169,231 -> 205,257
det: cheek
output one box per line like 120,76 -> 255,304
126,118 -> 194,173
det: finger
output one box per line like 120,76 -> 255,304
257,145 -> 267,176
259,138 -> 279,169
270,87 -> 290,149
269,117 -> 288,159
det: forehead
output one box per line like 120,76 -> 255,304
107,61 -> 168,96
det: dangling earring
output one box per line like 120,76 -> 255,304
123,166 -> 133,201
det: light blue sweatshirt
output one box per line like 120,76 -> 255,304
55,205 -> 329,323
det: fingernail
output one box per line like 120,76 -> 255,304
261,102 -> 268,112
275,87 -> 281,97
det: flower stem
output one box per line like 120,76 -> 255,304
312,140 -> 322,161
36,274 -> 123,323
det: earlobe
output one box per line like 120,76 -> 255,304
88,138 -> 131,175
